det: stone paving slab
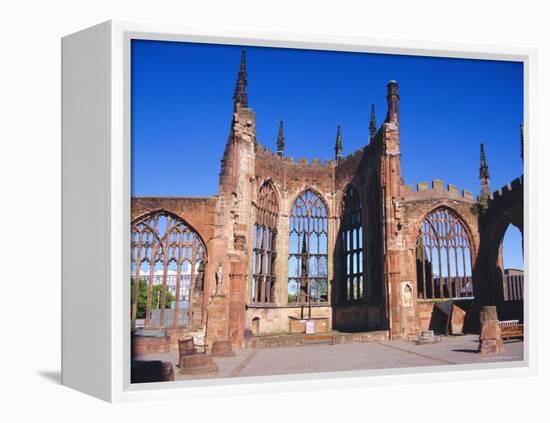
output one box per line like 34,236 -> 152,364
136,335 -> 524,381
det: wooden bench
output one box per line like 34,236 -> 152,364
499,320 -> 524,340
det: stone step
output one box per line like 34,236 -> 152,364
243,330 -> 389,349
304,334 -> 334,345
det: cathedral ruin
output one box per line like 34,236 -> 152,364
131,49 -> 524,352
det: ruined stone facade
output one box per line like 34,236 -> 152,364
131,50 -> 524,349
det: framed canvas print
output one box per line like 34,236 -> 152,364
61,21 -> 536,402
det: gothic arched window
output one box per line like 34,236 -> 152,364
288,190 -> 329,304
416,208 -> 473,300
131,211 -> 206,329
341,186 -> 365,302
251,182 -> 279,304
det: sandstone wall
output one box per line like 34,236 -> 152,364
245,305 -> 332,335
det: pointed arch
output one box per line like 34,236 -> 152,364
131,210 -> 207,329
288,186 -> 330,218
251,181 -> 279,304
416,207 -> 473,300
500,224 -> 524,301
255,180 -> 279,227
288,189 -> 329,304
340,185 -> 365,302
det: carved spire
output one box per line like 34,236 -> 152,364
480,143 -> 489,179
233,49 -> 248,111
277,120 -> 285,157
479,142 -> 491,196
335,125 -> 343,160
520,122 -> 524,161
369,103 -> 377,140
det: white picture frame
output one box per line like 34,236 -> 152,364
61,20 -> 537,403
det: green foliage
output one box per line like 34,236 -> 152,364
474,195 -> 489,217
131,279 -> 175,319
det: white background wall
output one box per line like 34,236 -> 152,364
1,0 -> 548,420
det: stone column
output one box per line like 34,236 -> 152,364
478,306 -> 505,353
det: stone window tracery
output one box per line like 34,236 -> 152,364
251,181 -> 278,304
416,208 -> 473,300
288,189 -> 329,304
131,211 -> 206,329
341,186 -> 365,302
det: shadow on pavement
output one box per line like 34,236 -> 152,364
37,370 -> 61,384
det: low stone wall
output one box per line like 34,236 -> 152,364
243,330 -> 389,348
133,335 -> 171,355
288,317 -> 329,333
133,326 -> 207,355
244,334 -> 307,349
332,330 -> 389,344
245,305 -> 332,335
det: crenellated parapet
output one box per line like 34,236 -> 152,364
402,179 -> 475,203
255,142 -> 337,169
487,175 -> 523,205
338,147 -> 365,164
253,141 -> 336,199
334,146 -> 370,191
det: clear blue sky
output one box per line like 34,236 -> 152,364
131,39 -> 524,269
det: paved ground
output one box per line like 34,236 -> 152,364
138,335 -> 523,380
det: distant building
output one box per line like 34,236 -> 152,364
503,268 -> 524,301
134,267 -> 195,302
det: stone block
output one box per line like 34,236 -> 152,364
289,319 -> 306,333
478,306 -> 505,354
480,320 -> 501,340
314,319 -> 329,333
417,182 -> 429,191
178,354 -> 218,375
480,306 -> 499,322
451,305 -> 466,335
479,339 -> 505,354
448,184 -> 459,196
211,340 -> 236,357
463,190 -> 474,201
432,179 -> 444,190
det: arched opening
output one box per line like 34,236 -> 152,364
416,208 -> 473,300
340,186 -> 365,303
131,211 -> 206,329
500,224 -> 524,301
251,181 -> 279,304
252,317 -> 260,336
288,189 -> 329,304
